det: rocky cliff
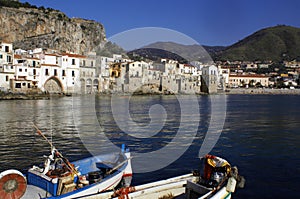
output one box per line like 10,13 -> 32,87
0,6 -> 106,54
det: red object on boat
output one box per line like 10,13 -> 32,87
0,170 -> 27,199
113,186 -> 136,199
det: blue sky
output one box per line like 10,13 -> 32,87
20,0 -> 300,47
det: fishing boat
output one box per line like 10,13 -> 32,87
94,154 -> 245,199
0,127 -> 132,199
183,154 -> 245,199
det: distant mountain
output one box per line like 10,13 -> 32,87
128,42 -> 219,63
129,25 -> 300,63
127,47 -> 189,63
216,25 -> 300,62
96,41 -> 127,57
202,45 -> 226,57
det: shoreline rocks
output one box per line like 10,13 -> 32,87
0,92 -> 50,100
1,88 -> 300,100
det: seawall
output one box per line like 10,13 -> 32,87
225,88 -> 300,95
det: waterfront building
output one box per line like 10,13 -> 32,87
116,61 -> 148,93
201,65 -> 218,94
142,63 -> 162,93
0,41 -> 224,95
0,42 -> 97,94
0,41 -> 13,65
229,73 -> 269,88
79,52 -> 99,94
0,41 -> 14,91
218,66 -> 230,89
10,54 -> 33,92
99,54 -> 130,93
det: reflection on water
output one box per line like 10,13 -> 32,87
0,97 -> 89,172
0,94 -> 299,198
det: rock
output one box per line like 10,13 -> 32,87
0,6 -> 106,54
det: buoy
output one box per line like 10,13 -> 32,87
0,169 -> 27,199
226,177 -> 237,193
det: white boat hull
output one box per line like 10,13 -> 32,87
94,173 -> 233,199
20,151 -> 132,199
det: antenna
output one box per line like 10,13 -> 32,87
49,93 -> 53,151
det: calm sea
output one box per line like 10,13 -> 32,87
0,94 -> 299,198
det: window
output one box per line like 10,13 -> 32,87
28,83 -> 31,88
0,54 -> 2,59
45,69 -> 49,76
7,56 -> 11,63
83,60 -> 86,66
19,68 -> 22,72
91,61 -> 93,67
72,70 -> 75,77
33,69 -> 36,75
54,69 -> 57,76
15,83 -> 21,88
5,46 -> 9,52
22,83 -> 26,86
6,75 -> 8,82
72,59 -> 75,65
62,70 -> 66,76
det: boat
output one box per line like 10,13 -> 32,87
183,154 -> 245,199
0,127 -> 132,199
94,154 -> 245,199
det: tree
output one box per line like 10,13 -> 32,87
255,82 -> 262,88
249,80 -> 255,87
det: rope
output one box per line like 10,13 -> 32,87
112,187 -> 136,199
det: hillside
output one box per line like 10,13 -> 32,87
128,42 -> 217,63
129,26 -> 300,62
0,0 -> 106,54
215,25 -> 300,62
127,47 -> 188,63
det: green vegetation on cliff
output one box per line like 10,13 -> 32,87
0,1 -> 105,54
0,0 -> 33,8
0,0 -> 55,11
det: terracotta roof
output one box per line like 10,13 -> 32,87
229,74 -> 268,78
14,54 -> 22,59
45,53 -> 60,57
184,64 -> 194,67
26,57 -> 40,60
61,53 -> 86,58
